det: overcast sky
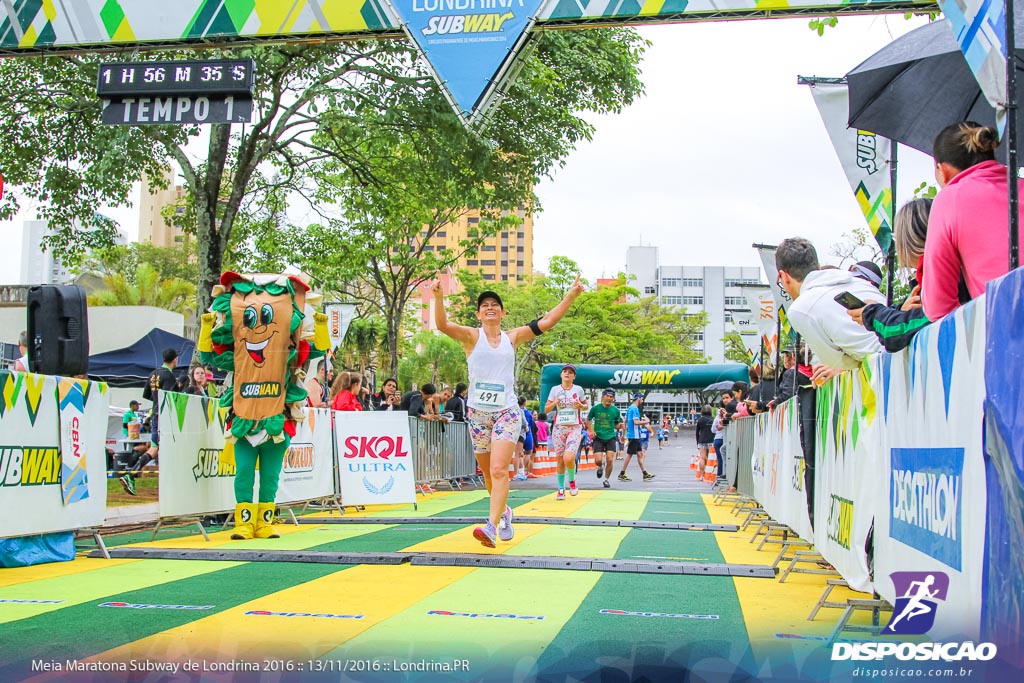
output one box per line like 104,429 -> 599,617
0,13 -> 935,285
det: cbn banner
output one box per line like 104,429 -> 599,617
807,82 -> 893,252
335,411 -> 416,506
750,397 -> 813,541
873,298 -> 987,640
0,372 -> 108,539
159,394 -> 337,518
814,364 -> 882,593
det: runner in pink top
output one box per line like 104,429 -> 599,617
922,122 -> 1024,320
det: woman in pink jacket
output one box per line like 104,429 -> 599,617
922,122 -> 1023,320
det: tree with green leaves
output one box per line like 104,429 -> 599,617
397,330 -> 468,390
86,263 -> 195,316
722,331 -> 751,365
79,237 -> 202,286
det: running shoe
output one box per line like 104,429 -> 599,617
569,480 -> 578,496
602,479 -> 611,488
643,472 -> 656,481
618,472 -> 631,482
596,466 -> 603,479
119,474 -> 136,496
473,522 -> 497,548
556,489 -> 566,501
514,473 -> 527,481
498,505 -> 514,541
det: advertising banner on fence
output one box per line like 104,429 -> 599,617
814,364 -> 882,594
160,395 -> 337,518
0,372 -> 108,538
873,298 -> 988,640
751,397 -> 813,541
335,411 -> 416,507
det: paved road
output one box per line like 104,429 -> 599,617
509,428 -> 713,494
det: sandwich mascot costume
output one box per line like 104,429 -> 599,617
197,272 -> 329,540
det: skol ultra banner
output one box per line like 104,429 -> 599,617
807,82 -> 894,253
750,397 -> 813,541
872,296 -> 987,641
159,394 -> 338,518
335,410 -> 416,506
0,372 -> 108,539
814,363 -> 883,594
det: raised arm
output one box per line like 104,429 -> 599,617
431,280 -> 476,353
509,276 -> 585,347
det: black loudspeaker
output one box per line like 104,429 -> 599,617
26,285 -> 90,377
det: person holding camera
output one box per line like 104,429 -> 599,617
371,377 -> 401,411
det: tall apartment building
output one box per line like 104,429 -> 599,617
139,168 -> 187,247
21,220 -> 71,285
626,246 -> 762,363
424,206 -> 534,283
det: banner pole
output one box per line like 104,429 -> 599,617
774,315 -> 782,396
1007,0 -> 1020,270
886,141 -> 898,305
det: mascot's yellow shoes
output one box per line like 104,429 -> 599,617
231,503 -> 256,540
254,503 -> 280,539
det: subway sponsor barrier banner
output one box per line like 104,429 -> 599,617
814,363 -> 882,593
873,297 -> 988,640
750,397 -> 812,541
159,395 -> 337,518
981,267 -> 1024,664
0,372 -> 109,539
807,81 -> 893,252
335,411 -> 416,506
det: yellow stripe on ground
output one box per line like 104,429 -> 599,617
700,494 -> 877,655
568,489 -> 650,520
0,557 -> 137,589
120,521 -> 366,550
84,564 -> 477,665
308,490 -> 485,519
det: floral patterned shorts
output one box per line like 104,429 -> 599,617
551,425 -> 582,456
468,407 -> 523,455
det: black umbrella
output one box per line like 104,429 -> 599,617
846,17 -> 1024,161
703,380 -> 736,393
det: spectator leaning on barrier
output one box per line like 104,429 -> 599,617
372,377 -> 401,411
330,372 -> 363,412
12,330 -> 28,372
448,383 -> 468,422
776,237 -> 883,384
848,198 -> 935,353
400,383 -> 439,420
305,359 -> 329,408
923,121 -> 1023,320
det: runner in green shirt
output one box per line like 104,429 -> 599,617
585,389 -> 623,489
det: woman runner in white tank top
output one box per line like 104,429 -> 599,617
432,277 -> 584,547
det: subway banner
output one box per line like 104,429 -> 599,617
538,363 -> 749,409
335,411 -> 416,507
158,394 -> 336,518
873,297 -> 988,640
0,372 -> 109,539
750,397 -> 813,541
813,363 -> 882,594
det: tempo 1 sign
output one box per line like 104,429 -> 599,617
97,58 -> 255,126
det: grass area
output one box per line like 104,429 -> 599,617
106,474 -> 159,505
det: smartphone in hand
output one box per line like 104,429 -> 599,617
834,291 -> 867,310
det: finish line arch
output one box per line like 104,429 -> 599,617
539,362 -> 748,409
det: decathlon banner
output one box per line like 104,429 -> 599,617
807,81 -> 893,252
335,411 -> 416,506
813,364 -> 883,594
157,392 -> 235,518
872,297 -> 988,641
750,397 -> 813,541
390,0 -> 545,123
271,408 -> 336,504
0,372 -> 108,539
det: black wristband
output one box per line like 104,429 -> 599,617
529,319 -> 543,336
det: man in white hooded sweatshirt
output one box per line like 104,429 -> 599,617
775,238 -> 883,380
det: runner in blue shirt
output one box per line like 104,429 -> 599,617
619,394 -> 655,482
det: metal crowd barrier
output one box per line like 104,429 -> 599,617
726,416 -> 757,495
408,418 -> 477,488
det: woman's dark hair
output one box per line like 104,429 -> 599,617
731,381 -> 749,400
701,406 -> 712,417
933,121 -> 999,171
455,382 -> 467,397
